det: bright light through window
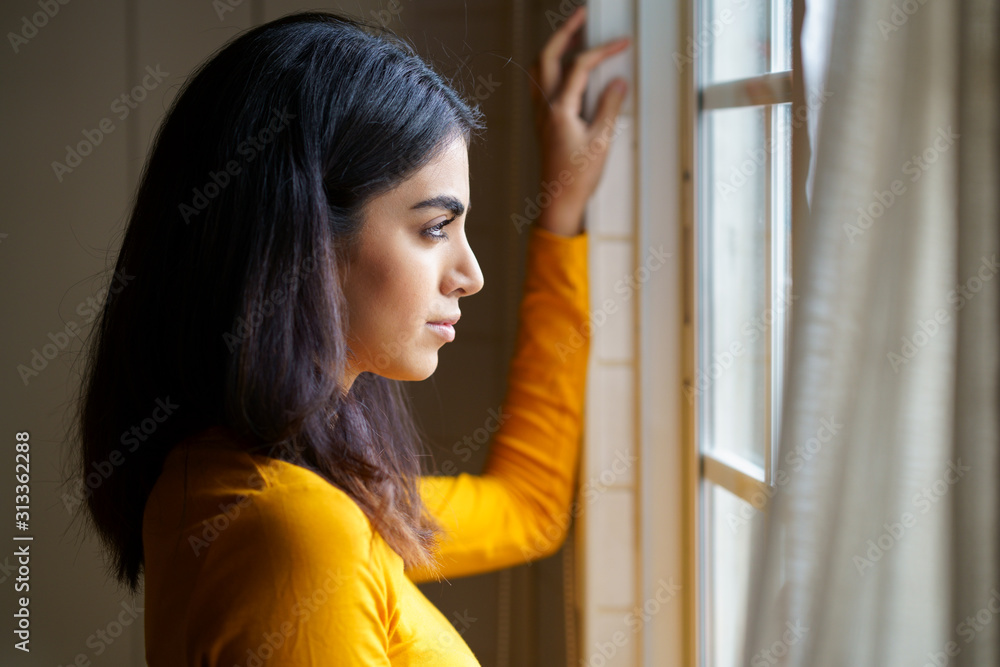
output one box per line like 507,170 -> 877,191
693,0 -> 794,663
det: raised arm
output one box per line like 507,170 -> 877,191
406,222 -> 590,583
405,5 -> 630,584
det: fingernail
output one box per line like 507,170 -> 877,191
611,79 -> 627,94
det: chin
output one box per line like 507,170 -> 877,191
377,357 -> 439,382
410,360 -> 439,381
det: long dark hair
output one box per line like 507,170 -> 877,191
71,11 -> 486,593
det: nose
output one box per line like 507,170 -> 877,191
448,234 -> 484,297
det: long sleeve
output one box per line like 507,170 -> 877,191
405,223 -> 591,584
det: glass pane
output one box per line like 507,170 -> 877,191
704,0 -> 769,85
771,103 -> 792,461
771,0 -> 792,72
704,481 -> 766,667
699,106 -> 768,469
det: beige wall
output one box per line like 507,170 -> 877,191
0,0 -> 573,664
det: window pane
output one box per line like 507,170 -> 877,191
699,105 -> 768,469
771,103 -> 792,463
703,0 -> 769,85
703,481 -> 765,667
771,0 -> 792,72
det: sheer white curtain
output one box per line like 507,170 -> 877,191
744,0 -> 999,664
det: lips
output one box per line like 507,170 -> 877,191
427,320 -> 456,342
428,314 -> 461,326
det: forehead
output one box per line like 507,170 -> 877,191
356,135 -> 470,243
395,136 -> 469,198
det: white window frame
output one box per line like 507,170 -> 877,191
682,0 -> 805,665
578,0 -> 805,664
579,0 -> 688,665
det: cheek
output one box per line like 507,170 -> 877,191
355,252 -> 432,333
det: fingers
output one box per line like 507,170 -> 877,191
536,6 -> 588,100
590,77 -> 628,140
558,37 -> 630,119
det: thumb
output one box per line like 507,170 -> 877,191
589,78 -> 627,138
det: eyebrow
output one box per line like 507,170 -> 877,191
410,194 -> 470,217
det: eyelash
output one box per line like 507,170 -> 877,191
423,216 -> 456,240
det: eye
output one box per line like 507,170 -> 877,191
422,216 -> 456,240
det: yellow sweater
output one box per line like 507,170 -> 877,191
142,224 -> 591,665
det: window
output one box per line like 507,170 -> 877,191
688,0 -> 795,664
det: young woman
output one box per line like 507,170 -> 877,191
74,8 -> 628,665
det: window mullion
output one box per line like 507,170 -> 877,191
762,105 -> 776,484
702,451 -> 768,504
699,71 -> 793,110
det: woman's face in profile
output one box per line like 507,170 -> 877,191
340,135 -> 484,387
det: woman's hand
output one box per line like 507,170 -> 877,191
528,5 -> 631,237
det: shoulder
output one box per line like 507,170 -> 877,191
146,428 -> 379,565
169,444 -> 394,658
202,452 -> 378,560
144,429 -> 399,663
242,455 -> 379,559
188,463 -> 383,600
